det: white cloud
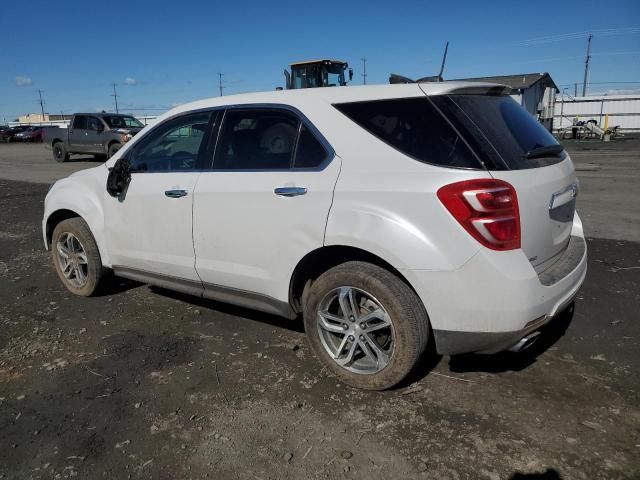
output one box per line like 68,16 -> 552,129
124,77 -> 137,86
15,75 -> 33,86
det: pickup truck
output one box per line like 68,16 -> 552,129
44,113 -> 145,162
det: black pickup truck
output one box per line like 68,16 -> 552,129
43,113 -> 145,162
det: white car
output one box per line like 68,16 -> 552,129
43,83 -> 587,390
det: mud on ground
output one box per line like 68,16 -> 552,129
0,179 -> 638,480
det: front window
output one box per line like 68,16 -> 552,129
103,115 -> 144,129
129,112 -> 211,171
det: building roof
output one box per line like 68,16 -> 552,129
448,73 -> 558,91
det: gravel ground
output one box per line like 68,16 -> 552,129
0,138 -> 638,479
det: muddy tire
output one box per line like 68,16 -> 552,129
303,261 -> 430,390
52,142 -> 69,163
107,143 -> 121,159
51,218 -> 104,297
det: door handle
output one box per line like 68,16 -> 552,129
164,189 -> 188,198
274,187 -> 307,197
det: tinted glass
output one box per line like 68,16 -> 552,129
72,116 -> 87,129
433,95 -> 566,170
86,117 -> 102,131
130,112 -> 211,171
334,98 -> 481,169
294,125 -> 327,168
214,109 -> 299,170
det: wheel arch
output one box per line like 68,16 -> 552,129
288,245 -> 417,314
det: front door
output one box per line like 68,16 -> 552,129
104,111 -> 215,281
193,107 -> 340,304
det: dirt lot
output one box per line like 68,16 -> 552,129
0,139 -> 639,479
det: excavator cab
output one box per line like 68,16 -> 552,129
285,59 -> 353,89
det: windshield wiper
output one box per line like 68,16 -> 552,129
524,144 -> 564,159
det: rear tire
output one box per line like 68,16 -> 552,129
52,142 -> 69,163
303,261 -> 430,390
51,218 -> 104,297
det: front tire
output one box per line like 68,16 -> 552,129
107,143 -> 121,159
51,218 -> 104,296
303,261 -> 430,390
52,142 -> 69,163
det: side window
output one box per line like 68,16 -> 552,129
294,125 -> 327,168
72,116 -> 87,130
129,112 -> 211,172
334,98 -> 482,169
87,117 -> 102,131
214,109 -> 299,170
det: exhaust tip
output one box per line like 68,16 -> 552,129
508,331 -> 541,353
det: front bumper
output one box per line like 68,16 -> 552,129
406,217 -> 587,355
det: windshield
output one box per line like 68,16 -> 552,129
431,95 -> 565,170
324,63 -> 345,87
103,115 -> 144,129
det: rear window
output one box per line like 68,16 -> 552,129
334,98 -> 482,169
431,95 -> 566,170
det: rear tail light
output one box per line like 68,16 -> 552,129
437,179 -> 520,251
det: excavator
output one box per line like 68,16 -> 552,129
284,59 -> 353,89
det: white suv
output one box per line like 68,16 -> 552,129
43,83 -> 587,390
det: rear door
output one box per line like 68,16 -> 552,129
193,107 -> 340,303
85,116 -> 105,154
431,94 -> 577,272
68,115 -> 88,152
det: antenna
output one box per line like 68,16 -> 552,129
361,58 -> 367,85
582,34 -> 592,96
438,41 -> 449,81
111,83 -> 119,113
38,89 -> 46,121
218,72 -> 224,96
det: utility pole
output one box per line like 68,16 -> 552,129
438,41 -> 449,82
37,90 -> 46,121
361,58 -> 367,85
574,83 -> 578,97
218,72 -> 224,96
111,83 -> 119,113
582,33 -> 592,97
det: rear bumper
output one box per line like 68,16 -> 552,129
406,215 -> 587,355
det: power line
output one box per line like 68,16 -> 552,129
361,58 -> 367,85
111,83 -> 119,113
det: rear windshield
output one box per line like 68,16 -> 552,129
334,98 -> 483,169
431,94 -> 566,170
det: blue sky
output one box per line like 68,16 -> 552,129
1,0 -> 639,121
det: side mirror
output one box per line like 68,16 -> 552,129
349,69 -> 353,82
106,157 -> 133,197
96,124 -> 104,133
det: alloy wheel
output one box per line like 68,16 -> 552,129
316,286 -> 394,374
56,232 -> 89,288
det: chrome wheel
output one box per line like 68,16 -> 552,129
56,232 -> 89,288
316,286 -> 394,374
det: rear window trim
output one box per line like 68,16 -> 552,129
332,96 -> 488,171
